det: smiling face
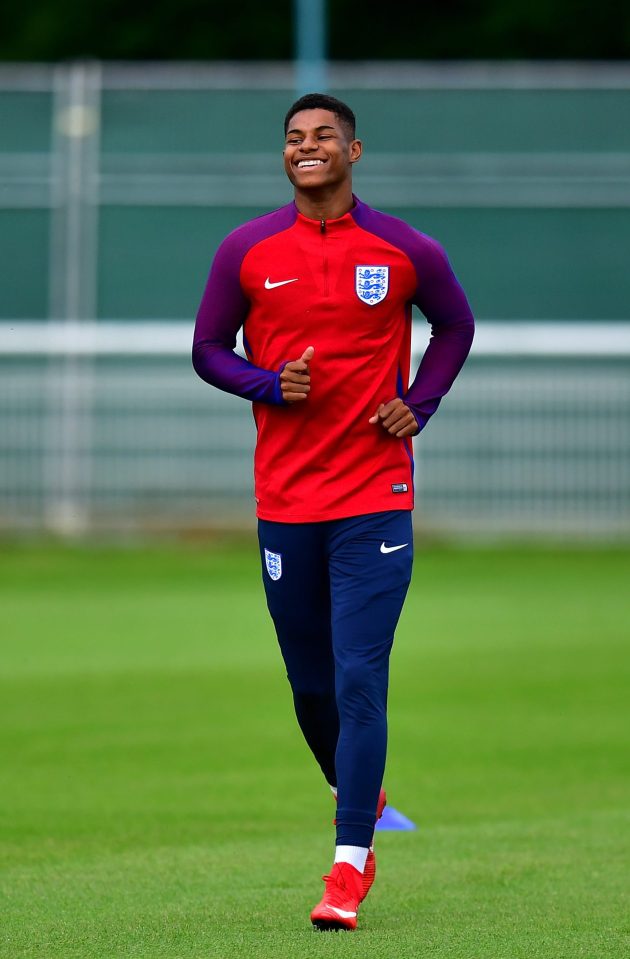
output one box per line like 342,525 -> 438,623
283,108 -> 362,194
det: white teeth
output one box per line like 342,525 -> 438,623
297,160 -> 324,167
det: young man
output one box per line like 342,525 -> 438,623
193,93 -> 474,931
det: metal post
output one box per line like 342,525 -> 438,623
45,61 -> 101,534
294,0 -> 328,95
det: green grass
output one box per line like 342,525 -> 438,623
1,541 -> 629,958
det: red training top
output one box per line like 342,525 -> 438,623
193,196 -> 474,523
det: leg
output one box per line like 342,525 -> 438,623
258,519 -> 339,786
328,510 -> 413,848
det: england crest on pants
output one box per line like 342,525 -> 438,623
264,548 -> 282,581
355,265 -> 389,305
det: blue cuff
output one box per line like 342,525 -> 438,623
406,404 -> 427,434
272,362 -> 288,405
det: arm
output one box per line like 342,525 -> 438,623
192,235 -> 285,405
405,236 -> 475,432
369,236 -> 474,438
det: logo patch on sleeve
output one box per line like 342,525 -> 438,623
264,548 -> 282,580
391,483 -> 408,494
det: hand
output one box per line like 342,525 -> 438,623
280,346 -> 314,403
369,398 -> 419,437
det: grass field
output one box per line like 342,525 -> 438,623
1,541 -> 629,958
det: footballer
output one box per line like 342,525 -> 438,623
193,93 -> 474,931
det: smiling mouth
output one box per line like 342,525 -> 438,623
296,159 -> 326,168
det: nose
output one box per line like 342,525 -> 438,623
299,133 -> 319,153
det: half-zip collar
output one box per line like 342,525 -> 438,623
292,197 -> 363,299
294,195 -> 363,235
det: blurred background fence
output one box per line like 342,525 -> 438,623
1,61 -> 629,537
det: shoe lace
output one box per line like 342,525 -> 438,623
320,867 -> 355,908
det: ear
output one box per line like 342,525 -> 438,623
349,138 -> 363,164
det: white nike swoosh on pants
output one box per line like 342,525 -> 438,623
380,542 -> 408,554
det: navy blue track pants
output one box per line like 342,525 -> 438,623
258,510 -> 413,848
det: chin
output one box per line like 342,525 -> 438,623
298,178 -> 327,189
294,172 -> 334,189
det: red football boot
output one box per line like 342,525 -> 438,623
310,861 -> 363,931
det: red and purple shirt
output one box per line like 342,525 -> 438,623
193,196 -> 474,522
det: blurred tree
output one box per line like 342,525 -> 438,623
0,0 -> 292,60
332,0 -> 630,59
0,0 -> 628,60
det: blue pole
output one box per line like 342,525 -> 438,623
294,0 -> 328,95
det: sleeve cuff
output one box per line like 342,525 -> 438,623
405,404 -> 428,435
272,362 -> 288,405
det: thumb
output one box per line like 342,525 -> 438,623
369,403 -> 385,424
300,345 -> 315,363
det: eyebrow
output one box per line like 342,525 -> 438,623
286,124 -> 336,136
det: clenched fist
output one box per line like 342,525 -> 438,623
369,398 -> 418,437
280,346 -> 314,403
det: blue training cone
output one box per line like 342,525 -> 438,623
375,805 -> 417,831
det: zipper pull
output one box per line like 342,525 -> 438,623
320,219 -> 326,233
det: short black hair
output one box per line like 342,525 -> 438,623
284,93 -> 356,140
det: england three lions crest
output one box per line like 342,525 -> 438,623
355,265 -> 389,306
264,548 -> 282,581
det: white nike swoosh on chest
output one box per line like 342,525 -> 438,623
264,277 -> 299,289
328,906 -> 357,919
380,542 -> 408,554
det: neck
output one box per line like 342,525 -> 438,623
294,183 -> 355,221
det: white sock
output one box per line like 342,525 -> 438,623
329,784 -> 338,799
334,845 -> 369,873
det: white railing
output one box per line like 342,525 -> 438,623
2,320 -> 630,356
1,321 -> 629,537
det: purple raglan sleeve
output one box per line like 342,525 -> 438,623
351,202 -> 475,433
405,235 -> 475,432
192,230 -> 284,405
